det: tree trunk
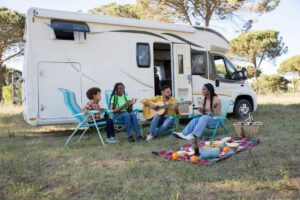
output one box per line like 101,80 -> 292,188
0,64 -> 3,102
292,72 -> 295,92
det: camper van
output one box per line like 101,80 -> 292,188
23,8 -> 257,126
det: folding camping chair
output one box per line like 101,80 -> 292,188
104,90 -> 144,136
189,99 -> 234,139
58,88 -> 106,146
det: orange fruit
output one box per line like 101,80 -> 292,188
190,155 -> 198,163
223,146 -> 231,152
172,152 -> 179,160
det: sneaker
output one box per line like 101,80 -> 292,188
136,135 -> 143,142
128,136 -> 135,143
183,134 -> 195,140
173,132 -> 195,140
173,132 -> 186,139
106,137 -> 117,144
146,134 -> 154,141
111,137 -> 119,143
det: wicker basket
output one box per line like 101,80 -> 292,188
233,121 -> 263,138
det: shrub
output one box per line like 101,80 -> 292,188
252,74 -> 290,94
2,84 -> 22,104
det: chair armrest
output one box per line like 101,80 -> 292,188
188,114 -> 201,119
213,116 -> 226,120
73,112 -> 86,117
133,108 -> 142,113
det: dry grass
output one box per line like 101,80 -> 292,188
0,93 -> 300,199
257,92 -> 300,105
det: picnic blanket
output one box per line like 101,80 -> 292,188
153,137 -> 259,164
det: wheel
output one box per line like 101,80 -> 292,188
234,99 -> 252,118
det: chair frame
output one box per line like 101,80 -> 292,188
58,88 -> 106,146
188,100 -> 234,139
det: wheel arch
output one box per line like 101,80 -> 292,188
234,95 -> 254,111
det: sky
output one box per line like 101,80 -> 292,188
1,0 -> 300,75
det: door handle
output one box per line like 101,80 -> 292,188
187,74 -> 192,84
215,79 -> 220,87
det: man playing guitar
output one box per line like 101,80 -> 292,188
141,85 -> 179,141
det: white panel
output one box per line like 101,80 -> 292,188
38,62 -> 81,119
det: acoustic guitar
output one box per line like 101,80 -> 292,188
143,100 -> 192,119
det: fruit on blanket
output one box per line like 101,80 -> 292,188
223,146 -> 231,152
190,155 -> 198,163
172,152 -> 179,160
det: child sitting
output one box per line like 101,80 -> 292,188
83,87 -> 117,143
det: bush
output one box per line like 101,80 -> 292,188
2,84 -> 22,104
252,74 -> 290,95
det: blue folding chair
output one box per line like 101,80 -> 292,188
189,99 -> 234,139
104,90 -> 144,136
58,88 -> 106,146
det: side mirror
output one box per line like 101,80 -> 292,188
241,67 -> 247,80
215,79 -> 220,87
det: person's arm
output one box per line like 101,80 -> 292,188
110,102 -> 130,113
198,99 -> 204,114
82,103 -> 91,114
141,97 -> 159,109
213,98 -> 221,116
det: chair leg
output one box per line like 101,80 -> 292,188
139,121 -> 144,137
76,127 -> 89,144
65,124 -> 81,146
91,116 -> 105,146
221,120 -> 228,133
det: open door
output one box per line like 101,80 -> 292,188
172,43 -> 193,115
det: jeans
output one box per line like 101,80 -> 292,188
182,115 -> 217,138
114,111 -> 141,136
149,114 -> 174,138
88,118 -> 115,138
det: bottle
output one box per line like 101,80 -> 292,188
194,137 -> 200,156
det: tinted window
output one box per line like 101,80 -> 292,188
178,55 -> 184,74
191,52 -> 206,75
51,20 -> 89,41
136,43 -> 150,68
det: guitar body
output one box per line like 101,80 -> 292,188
143,101 -> 167,119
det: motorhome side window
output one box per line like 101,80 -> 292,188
51,20 -> 90,42
136,43 -> 150,68
191,51 -> 206,76
213,55 -> 237,80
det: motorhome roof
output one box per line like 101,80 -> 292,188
28,7 -> 229,42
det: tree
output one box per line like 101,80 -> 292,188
0,7 -> 25,102
252,74 -> 289,94
230,30 -> 287,79
90,2 -> 139,19
151,0 -> 280,28
278,55 -> 300,91
89,1 -> 173,23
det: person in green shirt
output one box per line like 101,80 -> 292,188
110,82 -> 142,142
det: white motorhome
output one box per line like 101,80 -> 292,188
23,8 -> 257,126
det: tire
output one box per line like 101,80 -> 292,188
234,99 -> 252,119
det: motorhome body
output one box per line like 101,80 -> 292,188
23,8 -> 257,126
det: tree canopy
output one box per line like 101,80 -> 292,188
278,55 -> 300,76
230,30 -> 287,78
0,7 -> 25,101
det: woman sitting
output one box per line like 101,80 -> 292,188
173,83 -> 221,140
110,82 -> 142,142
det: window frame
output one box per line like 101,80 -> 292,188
211,53 -> 240,82
136,43 -> 151,68
51,20 -> 90,41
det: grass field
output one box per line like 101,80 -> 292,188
0,94 -> 300,199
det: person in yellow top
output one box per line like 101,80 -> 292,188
141,85 -> 179,141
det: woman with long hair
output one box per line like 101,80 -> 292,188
173,83 -> 221,140
110,82 -> 142,142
